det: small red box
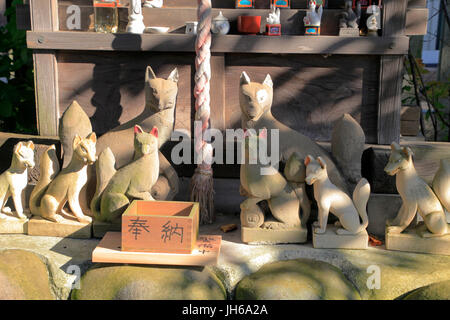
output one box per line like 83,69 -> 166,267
266,24 -> 281,36
238,16 -> 262,35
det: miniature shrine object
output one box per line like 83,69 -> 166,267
186,21 -> 198,35
366,4 -> 381,36
271,0 -> 290,8
93,0 -> 119,33
144,0 -> 163,8
339,0 -> 361,37
305,156 -> 370,249
211,11 -> 230,35
0,141 -> 35,224
126,0 -> 146,34
239,129 -> 308,244
236,0 -> 254,8
384,143 -> 450,255
265,7 -> 281,36
304,0 -> 323,36
238,16 -> 262,35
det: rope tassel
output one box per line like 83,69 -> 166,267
190,0 -> 215,224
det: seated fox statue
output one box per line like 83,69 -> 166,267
305,155 -> 370,235
239,71 -> 349,194
29,133 -> 97,223
384,142 -> 449,237
92,125 -> 159,223
0,141 -> 35,220
240,129 -> 310,229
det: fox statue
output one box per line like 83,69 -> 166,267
305,155 -> 370,235
0,141 -> 35,220
29,133 -> 97,223
92,125 -> 159,223
384,142 -> 449,237
240,129 -> 310,229
239,71 -> 349,194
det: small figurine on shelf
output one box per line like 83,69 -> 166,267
126,0 -> 145,34
271,0 -> 290,9
339,0 -> 361,36
366,4 -> 381,36
304,0 -> 323,36
236,0 -> 254,8
93,0 -> 119,33
143,0 -> 163,8
211,11 -> 230,35
266,7 -> 281,36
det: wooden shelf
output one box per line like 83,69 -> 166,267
27,31 -> 409,55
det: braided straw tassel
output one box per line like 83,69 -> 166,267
190,0 -> 215,224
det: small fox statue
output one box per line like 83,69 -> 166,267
0,141 -> 35,219
305,155 -> 370,235
92,125 -> 160,223
29,133 -> 97,223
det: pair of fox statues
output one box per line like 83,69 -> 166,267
1,66 -> 449,245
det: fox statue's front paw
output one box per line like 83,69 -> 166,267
314,226 -> 326,234
76,215 -> 92,224
313,221 -> 320,228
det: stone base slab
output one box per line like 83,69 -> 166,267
93,220 -> 121,238
339,27 -> 360,36
241,226 -> 307,244
313,225 -> 368,249
28,216 -> 92,239
386,226 -> 450,256
0,213 -> 29,234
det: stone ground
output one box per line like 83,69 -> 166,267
1,213 -> 450,300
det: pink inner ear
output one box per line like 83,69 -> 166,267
304,156 -> 311,166
259,129 -> 267,139
134,126 -> 143,134
150,127 -> 159,138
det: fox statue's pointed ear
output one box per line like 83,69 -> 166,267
304,155 -> 313,166
14,141 -> 23,153
146,66 -> 157,81
259,128 -> 267,139
73,134 -> 82,148
87,132 -> 97,143
317,156 -> 327,169
150,127 -> 159,138
240,72 -> 251,86
263,74 -> 273,88
27,141 -> 35,150
167,68 -> 179,83
402,146 -> 413,159
134,125 -> 144,134
391,142 -> 401,151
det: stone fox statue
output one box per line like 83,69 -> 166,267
0,141 -> 35,219
239,71 -> 349,194
92,125 -> 159,223
30,133 -> 97,223
80,66 -> 179,214
240,129 -> 310,229
305,155 -> 370,235
384,142 -> 449,237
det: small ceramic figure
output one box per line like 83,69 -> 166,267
94,125 -> 160,223
143,0 -> 163,8
0,141 -> 35,220
29,133 -> 97,223
126,0 -> 145,34
304,0 -> 323,35
339,0 -> 360,30
366,4 -> 381,36
305,155 -> 370,235
266,7 -> 281,36
384,142 -> 449,237
211,11 -> 230,35
185,21 -> 198,35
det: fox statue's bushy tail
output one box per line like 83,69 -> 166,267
352,178 -> 370,233
29,145 -> 60,217
90,147 -> 116,220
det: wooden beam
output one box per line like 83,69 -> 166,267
210,54 -> 226,131
27,31 -> 410,55
29,0 -> 59,136
405,8 -> 428,36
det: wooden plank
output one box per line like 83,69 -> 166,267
382,0 -> 408,37
27,31 -> 410,55
407,0 -> 426,7
30,0 -> 59,136
405,8 -> 428,36
210,54 -> 226,131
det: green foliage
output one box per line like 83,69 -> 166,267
0,0 -> 37,134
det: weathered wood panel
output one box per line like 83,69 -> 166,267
224,54 -> 380,143
57,51 -> 195,136
405,8 -> 428,36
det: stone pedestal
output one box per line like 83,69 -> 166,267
313,225 -> 368,249
0,213 -> 29,234
339,27 -> 360,36
93,220 -> 121,238
28,216 -> 92,239
241,226 -> 307,244
386,226 -> 450,256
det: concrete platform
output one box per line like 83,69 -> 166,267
241,225 -> 307,244
92,220 -> 120,238
28,216 -> 92,239
313,224 -> 368,249
0,213 -> 29,234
